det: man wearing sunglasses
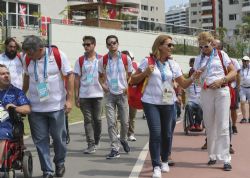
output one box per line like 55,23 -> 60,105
98,35 -> 133,159
74,36 -> 103,154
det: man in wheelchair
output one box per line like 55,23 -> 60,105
0,64 -> 30,167
184,58 -> 203,131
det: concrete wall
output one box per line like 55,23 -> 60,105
50,24 -> 195,72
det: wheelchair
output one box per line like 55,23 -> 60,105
0,107 -> 33,178
183,102 -> 204,135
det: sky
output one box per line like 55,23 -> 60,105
165,0 -> 189,11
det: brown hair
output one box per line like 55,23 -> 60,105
197,32 -> 214,43
151,35 -> 172,59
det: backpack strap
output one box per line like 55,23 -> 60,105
103,54 -> 109,71
78,55 -> 85,76
121,53 -> 128,72
218,50 -> 228,75
16,53 -> 23,65
50,46 -> 62,71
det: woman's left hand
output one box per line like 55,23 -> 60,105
208,79 -> 223,89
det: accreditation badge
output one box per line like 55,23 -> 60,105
36,82 -> 50,102
111,78 -> 118,92
0,105 -> 9,123
162,83 -> 174,105
86,74 -> 94,84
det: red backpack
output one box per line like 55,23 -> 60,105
128,56 -> 155,109
78,53 -> 102,76
102,53 -> 128,71
217,50 -> 236,109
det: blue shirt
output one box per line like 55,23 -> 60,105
0,84 -> 30,140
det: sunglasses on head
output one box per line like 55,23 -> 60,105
82,43 -> 92,47
107,41 -> 117,46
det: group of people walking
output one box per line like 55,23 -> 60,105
0,31 -> 247,178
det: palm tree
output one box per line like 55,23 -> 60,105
0,11 -> 6,26
215,27 -> 227,42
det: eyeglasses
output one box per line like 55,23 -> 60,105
107,41 -> 117,47
163,43 -> 174,48
82,43 -> 92,47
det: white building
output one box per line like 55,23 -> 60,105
165,4 -> 189,26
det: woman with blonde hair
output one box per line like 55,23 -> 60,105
194,31 -> 236,171
131,35 -> 199,178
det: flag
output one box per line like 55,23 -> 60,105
41,16 -> 51,36
19,4 -> 26,27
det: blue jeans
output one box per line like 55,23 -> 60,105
142,102 -> 175,168
29,109 -> 66,174
185,101 -> 203,126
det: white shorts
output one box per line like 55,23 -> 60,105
240,87 -> 250,102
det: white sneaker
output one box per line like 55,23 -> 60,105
128,135 -> 136,141
152,166 -> 161,178
161,162 -> 170,172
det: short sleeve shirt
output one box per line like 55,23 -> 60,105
240,63 -> 250,87
0,53 -> 24,89
139,58 -> 182,105
98,52 -> 133,95
74,55 -> 103,98
24,48 -> 72,112
194,50 -> 231,86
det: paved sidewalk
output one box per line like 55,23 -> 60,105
139,118 -> 250,178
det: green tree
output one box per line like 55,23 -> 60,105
216,27 -> 227,41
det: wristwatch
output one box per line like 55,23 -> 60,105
222,77 -> 228,84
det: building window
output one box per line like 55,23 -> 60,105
8,2 -> 16,13
191,3 -> 197,7
141,17 -> 148,21
191,20 -> 197,23
229,0 -> 239,5
229,14 -> 238,20
192,11 -> 197,15
141,5 -> 148,11
151,18 -> 154,21
0,1 -> 6,12
156,6 -> 158,11
156,19 -> 158,22
151,6 -> 154,11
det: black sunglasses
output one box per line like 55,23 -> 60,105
82,43 -> 92,47
165,43 -> 174,48
199,45 -> 209,49
107,41 -> 117,46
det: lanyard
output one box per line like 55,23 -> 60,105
83,53 -> 98,75
156,59 -> 174,82
200,48 -> 215,84
34,48 -> 48,82
108,52 -> 121,75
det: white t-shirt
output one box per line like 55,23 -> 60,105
74,56 -> 103,98
24,48 -> 72,112
231,58 -> 240,88
194,50 -> 231,86
240,63 -> 250,87
0,53 -> 24,89
139,58 -> 182,105
186,82 -> 201,105
98,52 -> 132,95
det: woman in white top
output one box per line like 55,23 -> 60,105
193,32 -> 236,171
131,35 -> 199,178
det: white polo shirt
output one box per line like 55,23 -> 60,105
186,81 -> 201,105
240,63 -> 250,87
24,48 -> 72,112
194,50 -> 231,86
139,58 -> 182,105
0,53 -> 24,89
98,52 -> 132,95
74,56 -> 103,98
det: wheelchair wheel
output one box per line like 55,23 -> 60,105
3,170 -> 16,178
183,109 -> 190,135
22,151 -> 33,178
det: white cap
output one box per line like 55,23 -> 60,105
242,56 -> 250,61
